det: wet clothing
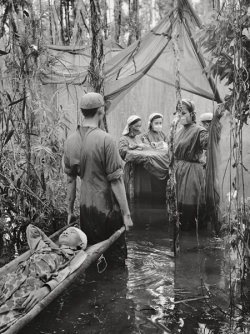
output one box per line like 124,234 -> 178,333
64,126 -> 127,264
118,134 -> 143,160
142,130 -> 167,146
0,225 -> 74,333
174,124 -> 208,230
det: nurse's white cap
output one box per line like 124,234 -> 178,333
200,112 -> 213,122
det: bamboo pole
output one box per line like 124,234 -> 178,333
129,162 -> 135,203
168,0 -> 182,255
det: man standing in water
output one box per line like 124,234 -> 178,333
64,92 -> 133,266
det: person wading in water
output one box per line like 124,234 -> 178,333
64,92 -> 133,267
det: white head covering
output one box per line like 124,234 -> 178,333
122,115 -> 141,136
200,112 -> 213,122
71,227 -> 88,250
148,113 -> 163,129
182,99 -> 195,113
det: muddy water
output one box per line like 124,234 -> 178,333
20,203 -> 237,334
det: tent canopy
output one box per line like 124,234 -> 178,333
40,0 -> 222,112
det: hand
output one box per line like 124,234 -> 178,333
215,103 -> 225,118
137,143 -> 148,150
22,286 -> 50,311
123,214 -> 133,231
128,144 -> 138,150
152,142 -> 164,149
27,224 -> 41,238
158,142 -> 164,149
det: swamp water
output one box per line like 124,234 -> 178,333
8,203 -> 250,333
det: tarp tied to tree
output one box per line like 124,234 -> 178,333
40,0 -> 222,112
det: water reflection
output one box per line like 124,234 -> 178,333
126,238 -> 174,333
174,232 -> 227,334
17,203 -> 241,333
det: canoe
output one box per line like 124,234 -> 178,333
0,222 -> 125,334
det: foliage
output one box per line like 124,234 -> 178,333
0,2 -> 71,251
198,0 -> 250,265
197,1 -> 250,125
197,1 -> 250,329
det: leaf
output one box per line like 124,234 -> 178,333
5,92 -> 12,103
23,9 -> 30,17
8,97 -> 25,107
0,50 -> 9,56
4,129 -> 14,145
220,68 -> 233,81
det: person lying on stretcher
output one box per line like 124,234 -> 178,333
0,224 -> 87,333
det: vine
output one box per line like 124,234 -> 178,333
199,1 -> 250,330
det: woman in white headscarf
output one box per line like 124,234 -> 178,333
174,99 -> 225,231
119,115 -> 147,160
142,113 -> 168,150
174,99 -> 207,230
119,115 -> 151,199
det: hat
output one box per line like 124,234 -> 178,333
122,115 -> 141,136
200,112 -> 213,122
148,112 -> 163,129
80,92 -> 104,110
71,227 -> 88,250
182,99 -> 195,113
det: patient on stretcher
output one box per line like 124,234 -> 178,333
0,224 -> 87,333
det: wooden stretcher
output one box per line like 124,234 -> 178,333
0,222 -> 125,334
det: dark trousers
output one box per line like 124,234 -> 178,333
80,206 -> 127,267
178,203 -> 206,231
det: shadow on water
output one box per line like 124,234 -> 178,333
18,202 -> 243,334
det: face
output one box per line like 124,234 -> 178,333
151,117 -> 163,132
180,105 -> 192,125
201,121 -> 211,130
58,227 -> 82,248
130,120 -> 142,136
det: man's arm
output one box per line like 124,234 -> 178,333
111,178 -> 133,230
22,286 -> 50,311
106,136 -> 133,230
23,266 -> 71,311
26,225 -> 57,250
67,175 -> 77,224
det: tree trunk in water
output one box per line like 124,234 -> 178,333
114,0 -> 122,43
89,0 -> 107,131
127,0 -> 140,46
168,0 -> 181,255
